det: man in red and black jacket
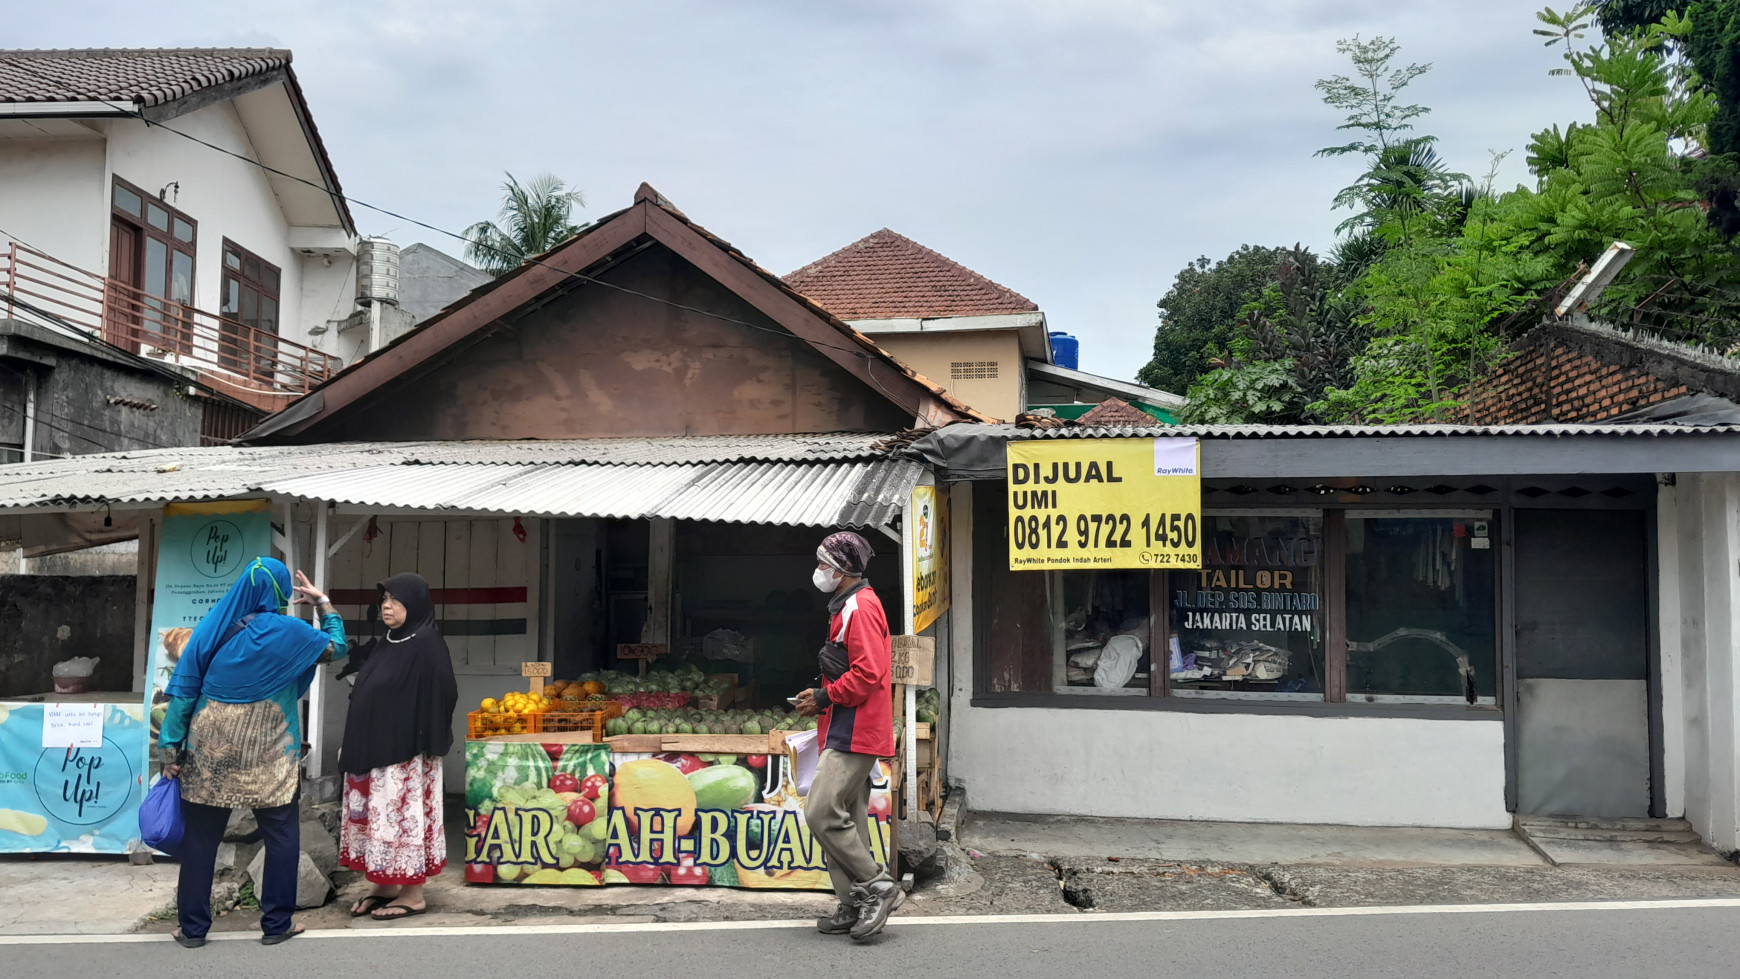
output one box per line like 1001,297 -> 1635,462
794,531 -> 900,941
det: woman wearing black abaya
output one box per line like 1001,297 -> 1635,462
336,573 -> 458,921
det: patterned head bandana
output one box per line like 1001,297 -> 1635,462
817,531 -> 873,577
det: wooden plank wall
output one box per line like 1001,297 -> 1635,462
326,516 -> 541,673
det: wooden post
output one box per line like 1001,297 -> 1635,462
642,517 -> 674,650
306,502 -> 329,778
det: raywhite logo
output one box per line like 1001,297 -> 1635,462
1152,438 -> 1198,477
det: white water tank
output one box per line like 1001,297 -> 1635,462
356,237 -> 400,306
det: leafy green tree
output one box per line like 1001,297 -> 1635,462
464,172 -> 586,277
1315,36 -> 1466,243
1179,247 -> 1371,424
1137,245 -> 1297,393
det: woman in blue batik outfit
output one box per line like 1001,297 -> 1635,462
156,556 -> 346,948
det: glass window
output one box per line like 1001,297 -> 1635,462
243,256 -> 260,280
223,278 -> 240,316
1170,513 -> 1325,699
259,296 -> 278,335
1345,515 -> 1498,704
146,202 -> 169,232
239,286 -> 258,329
143,237 -> 168,299
172,217 -> 194,243
1051,570 -> 1151,693
113,184 -> 142,217
262,266 -> 279,292
170,251 -> 193,304
224,247 -> 242,270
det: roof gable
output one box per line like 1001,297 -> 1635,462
784,228 -> 1038,320
246,186 -> 989,442
0,48 -> 353,233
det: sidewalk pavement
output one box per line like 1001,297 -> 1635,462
9,810 -> 1740,937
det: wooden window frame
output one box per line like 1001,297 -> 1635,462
110,175 -> 198,354
219,238 -> 283,377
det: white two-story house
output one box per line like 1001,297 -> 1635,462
0,48 -> 364,411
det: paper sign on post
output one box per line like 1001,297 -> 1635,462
42,704 -> 103,748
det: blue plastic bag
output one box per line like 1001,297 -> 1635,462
139,776 -> 184,854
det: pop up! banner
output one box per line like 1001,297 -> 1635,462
461,741 -> 893,889
0,702 -> 148,854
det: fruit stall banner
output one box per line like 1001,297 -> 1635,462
462,741 -> 893,889
0,702 -> 148,854
145,501 -> 274,779
909,483 -> 950,634
1006,437 -> 1201,571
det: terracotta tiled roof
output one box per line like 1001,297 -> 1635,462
1078,397 -> 1153,428
0,48 -> 290,106
784,229 -> 1038,320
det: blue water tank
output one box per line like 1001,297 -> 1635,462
1048,331 -> 1079,370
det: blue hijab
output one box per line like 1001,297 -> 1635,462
165,557 -> 332,704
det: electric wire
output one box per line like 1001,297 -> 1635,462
0,58 -> 939,416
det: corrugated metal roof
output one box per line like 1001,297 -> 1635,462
995,422 -> 1740,439
0,437 -> 921,528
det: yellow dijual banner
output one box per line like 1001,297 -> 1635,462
1006,438 -> 1201,570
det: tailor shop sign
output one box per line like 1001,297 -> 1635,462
1007,437 -> 1201,570
462,741 -> 892,889
0,702 -> 147,854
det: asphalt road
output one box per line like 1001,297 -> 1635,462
8,903 -> 1740,978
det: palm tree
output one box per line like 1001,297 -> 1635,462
464,172 -> 586,276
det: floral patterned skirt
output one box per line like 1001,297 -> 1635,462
339,755 -> 447,885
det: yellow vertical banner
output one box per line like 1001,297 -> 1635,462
1006,438 -> 1201,570
909,484 -> 950,633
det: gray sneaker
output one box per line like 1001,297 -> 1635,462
816,901 -> 859,935
848,880 -> 904,941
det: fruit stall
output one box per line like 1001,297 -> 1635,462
461,668 -> 892,889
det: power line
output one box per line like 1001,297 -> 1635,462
0,58 -> 929,414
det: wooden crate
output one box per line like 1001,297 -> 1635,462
482,731 -> 595,744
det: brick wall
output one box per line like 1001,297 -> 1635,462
1457,323 -> 1733,424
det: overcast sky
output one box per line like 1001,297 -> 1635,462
17,1 -> 1592,384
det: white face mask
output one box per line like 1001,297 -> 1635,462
812,567 -> 840,593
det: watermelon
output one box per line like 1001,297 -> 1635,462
465,741 -> 555,809
555,743 -> 610,782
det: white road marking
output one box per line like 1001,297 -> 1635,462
5,897 -> 1740,945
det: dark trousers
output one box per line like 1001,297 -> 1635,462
178,799 -> 300,939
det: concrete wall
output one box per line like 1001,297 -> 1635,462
868,331 -> 1024,422
102,107 -> 314,339
1658,473 -> 1740,851
399,243 -> 490,324
0,110 -> 352,354
942,481 -> 1513,829
0,574 -> 136,698
0,135 -> 107,271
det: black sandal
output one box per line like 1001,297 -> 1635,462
171,929 -> 205,949
370,903 -> 427,921
260,923 -> 304,945
349,895 -> 393,917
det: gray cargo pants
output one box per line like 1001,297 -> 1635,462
804,748 -> 891,902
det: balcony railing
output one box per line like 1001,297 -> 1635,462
0,242 -> 341,398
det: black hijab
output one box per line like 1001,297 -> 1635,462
339,573 -> 459,775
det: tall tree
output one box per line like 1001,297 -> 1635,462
1315,36 -> 1465,244
1137,245 -> 1295,393
464,172 -> 586,277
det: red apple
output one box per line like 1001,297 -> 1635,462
579,773 -> 607,801
549,773 -> 580,794
566,797 -> 596,827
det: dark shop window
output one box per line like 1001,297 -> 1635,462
1344,514 -> 1498,704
